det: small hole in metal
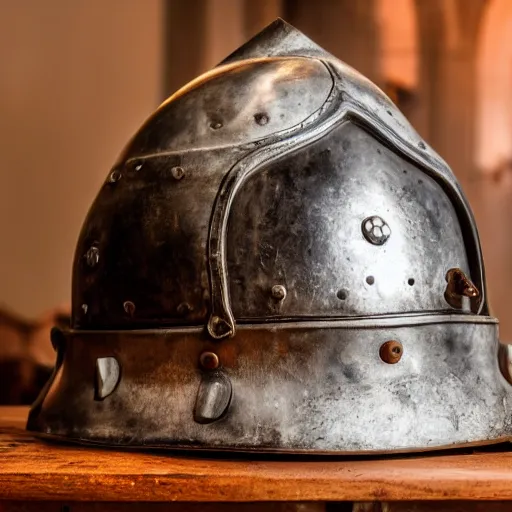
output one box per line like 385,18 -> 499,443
337,289 -> 348,300
366,276 -> 375,285
408,278 -> 415,286
254,113 -> 269,125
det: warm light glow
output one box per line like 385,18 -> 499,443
376,0 -> 418,88
477,0 -> 512,173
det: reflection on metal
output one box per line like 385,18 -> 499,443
194,371 -> 232,424
95,357 -> 120,400
444,268 -> 480,311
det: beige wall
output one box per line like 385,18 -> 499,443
0,0 -> 163,317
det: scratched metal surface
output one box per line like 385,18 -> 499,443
27,318 -> 512,453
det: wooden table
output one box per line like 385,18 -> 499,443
2,407 -> 512,511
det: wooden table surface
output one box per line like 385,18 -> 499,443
2,406 -> 512,503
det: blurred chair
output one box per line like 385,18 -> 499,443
0,305 -> 69,405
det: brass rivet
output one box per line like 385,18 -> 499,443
380,340 -> 403,364
271,284 -> 287,301
199,351 -> 219,370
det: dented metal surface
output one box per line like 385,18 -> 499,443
27,19 -> 512,453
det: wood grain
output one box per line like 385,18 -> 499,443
0,503 -> 326,512
2,407 -> 512,502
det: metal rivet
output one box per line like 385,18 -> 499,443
171,166 -> 185,180
81,304 -> 88,314
337,289 -> 348,300
123,301 -> 135,317
177,302 -> 192,316
408,278 -> 415,286
199,351 -> 220,371
366,276 -> 375,285
85,246 -> 99,267
254,113 -> 269,125
108,169 -> 122,183
418,141 -> 426,150
271,284 -> 287,301
380,340 -> 403,364
362,216 -> 391,245
210,121 -> 223,130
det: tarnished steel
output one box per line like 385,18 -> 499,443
27,19 -> 512,454
27,318 -> 512,453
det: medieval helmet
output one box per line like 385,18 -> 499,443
27,20 -> 512,454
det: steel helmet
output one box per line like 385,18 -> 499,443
28,19 -> 512,454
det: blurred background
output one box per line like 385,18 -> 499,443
0,0 -> 511,403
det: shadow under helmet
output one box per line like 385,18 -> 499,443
27,19 -> 512,454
